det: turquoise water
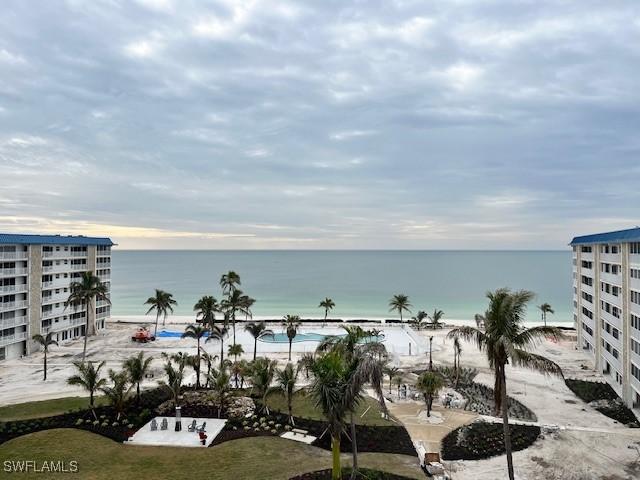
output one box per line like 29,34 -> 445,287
110,250 -> 573,322
257,332 -> 385,344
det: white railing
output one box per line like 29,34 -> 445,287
42,293 -> 68,305
600,253 -> 621,264
600,272 -> 621,286
43,250 -> 88,259
0,300 -> 28,312
0,252 -> 27,260
0,284 -> 27,294
601,309 -> 622,329
0,331 -> 27,346
0,268 -> 28,277
96,310 -> 110,319
0,316 -> 28,329
70,264 -> 87,271
600,291 -> 622,307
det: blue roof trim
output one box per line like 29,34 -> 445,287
570,227 -> 640,245
0,233 -> 114,246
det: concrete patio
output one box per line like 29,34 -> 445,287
126,417 -> 227,448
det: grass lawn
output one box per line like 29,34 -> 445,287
0,396 -> 107,421
265,390 -> 394,426
0,429 -> 423,480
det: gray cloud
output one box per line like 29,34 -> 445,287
0,0 -> 639,248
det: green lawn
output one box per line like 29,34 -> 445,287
0,429 -> 423,480
265,390 -> 394,426
0,396 -> 107,421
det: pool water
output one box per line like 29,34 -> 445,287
157,329 -> 384,344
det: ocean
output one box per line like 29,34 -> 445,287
110,250 -> 573,323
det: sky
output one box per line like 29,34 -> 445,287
1,0 -> 639,250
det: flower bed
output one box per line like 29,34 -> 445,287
290,468 -> 416,479
441,421 -> 540,461
565,379 -> 640,427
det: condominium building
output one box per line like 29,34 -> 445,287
571,227 -> 640,410
0,234 -> 113,361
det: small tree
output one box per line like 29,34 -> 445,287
158,353 -> 185,406
276,363 -> 299,424
206,325 -> 228,370
67,360 -> 106,418
244,321 -> 274,361
100,369 -> 131,420
385,366 -> 400,394
318,297 -> 335,325
144,289 -> 177,336
32,332 -> 58,381
209,367 -> 231,418
389,294 -> 412,322
416,371 -> 444,417
123,351 -> 153,403
538,303 -> 555,326
181,324 -> 209,389
249,357 -> 277,413
282,314 -> 301,361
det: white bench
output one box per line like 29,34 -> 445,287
291,428 -> 308,437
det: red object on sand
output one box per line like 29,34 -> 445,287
131,327 -> 156,343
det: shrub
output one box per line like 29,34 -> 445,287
75,419 -> 84,426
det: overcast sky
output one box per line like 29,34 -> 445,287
1,0 -> 639,249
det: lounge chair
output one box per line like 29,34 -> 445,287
187,419 -> 197,432
150,418 -> 158,431
197,421 -> 207,433
160,418 -> 168,430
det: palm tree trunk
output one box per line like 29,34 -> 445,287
196,339 -> 201,389
501,370 -> 515,480
288,340 -> 292,361
137,382 -> 141,403
220,341 -> 224,369
331,435 -> 342,480
494,365 -> 503,416
350,412 -> 358,480
427,394 -> 433,417
254,338 -> 257,361
232,313 -> 236,345
43,350 -> 47,381
82,299 -> 89,362
154,311 -> 160,336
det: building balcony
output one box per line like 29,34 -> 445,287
631,254 -> 640,267
43,315 -> 86,334
0,331 -> 27,347
42,292 -> 69,305
42,304 -> 82,319
631,302 -> 640,318
600,253 -> 621,264
600,272 -> 622,286
0,316 -> 28,329
600,291 -> 622,307
0,300 -> 28,312
42,264 -> 71,274
601,309 -> 622,330
43,250 -> 88,259
582,251 -> 594,261
0,267 -> 28,278
0,284 -> 28,294
631,277 -> 640,291
0,251 -> 28,260
70,264 -> 88,271
581,283 -> 595,296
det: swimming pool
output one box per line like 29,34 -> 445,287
157,325 -> 423,356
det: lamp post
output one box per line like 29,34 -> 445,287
429,336 -> 433,371
175,405 -> 182,431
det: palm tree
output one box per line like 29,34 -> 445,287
181,324 -> 209,389
144,289 -> 177,337
538,303 -> 555,327
453,335 -> 462,388
242,295 -> 255,322
244,321 -> 274,361
409,310 -> 428,330
123,351 -> 153,403
282,314 -> 301,361
100,369 -> 131,420
32,332 -> 58,381
194,295 -> 219,328
308,351 -> 350,480
228,343 -> 244,362
429,309 -> 445,328
385,366 -> 400,394
158,353 -> 186,407
201,352 -> 218,388
447,288 -> 565,480
221,289 -> 250,345
209,366 -> 231,418
249,357 -> 277,413
65,271 -> 111,362
319,297 -> 335,325
275,363 -> 299,424
206,325 -> 228,369
220,271 -> 241,296
298,352 -> 314,379
388,294 -> 411,323
416,371 -> 444,417
67,360 -> 106,418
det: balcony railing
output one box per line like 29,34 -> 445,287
70,264 -> 88,271
0,300 -> 28,312
43,250 -> 88,259
0,331 -> 27,346
0,268 -> 28,277
42,293 -> 69,305
0,252 -> 28,260
0,316 -> 28,329
0,284 -> 28,294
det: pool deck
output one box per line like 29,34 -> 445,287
126,417 -> 227,448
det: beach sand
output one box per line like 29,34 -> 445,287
1,317 -> 638,479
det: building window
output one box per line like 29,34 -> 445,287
581,246 -> 593,253
631,290 -> 640,306
631,242 -> 640,255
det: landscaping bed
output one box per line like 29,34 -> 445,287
290,468 -> 417,479
565,378 -> 640,427
441,421 -> 540,461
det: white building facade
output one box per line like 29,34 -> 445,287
571,227 -> 640,410
0,234 -> 113,361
